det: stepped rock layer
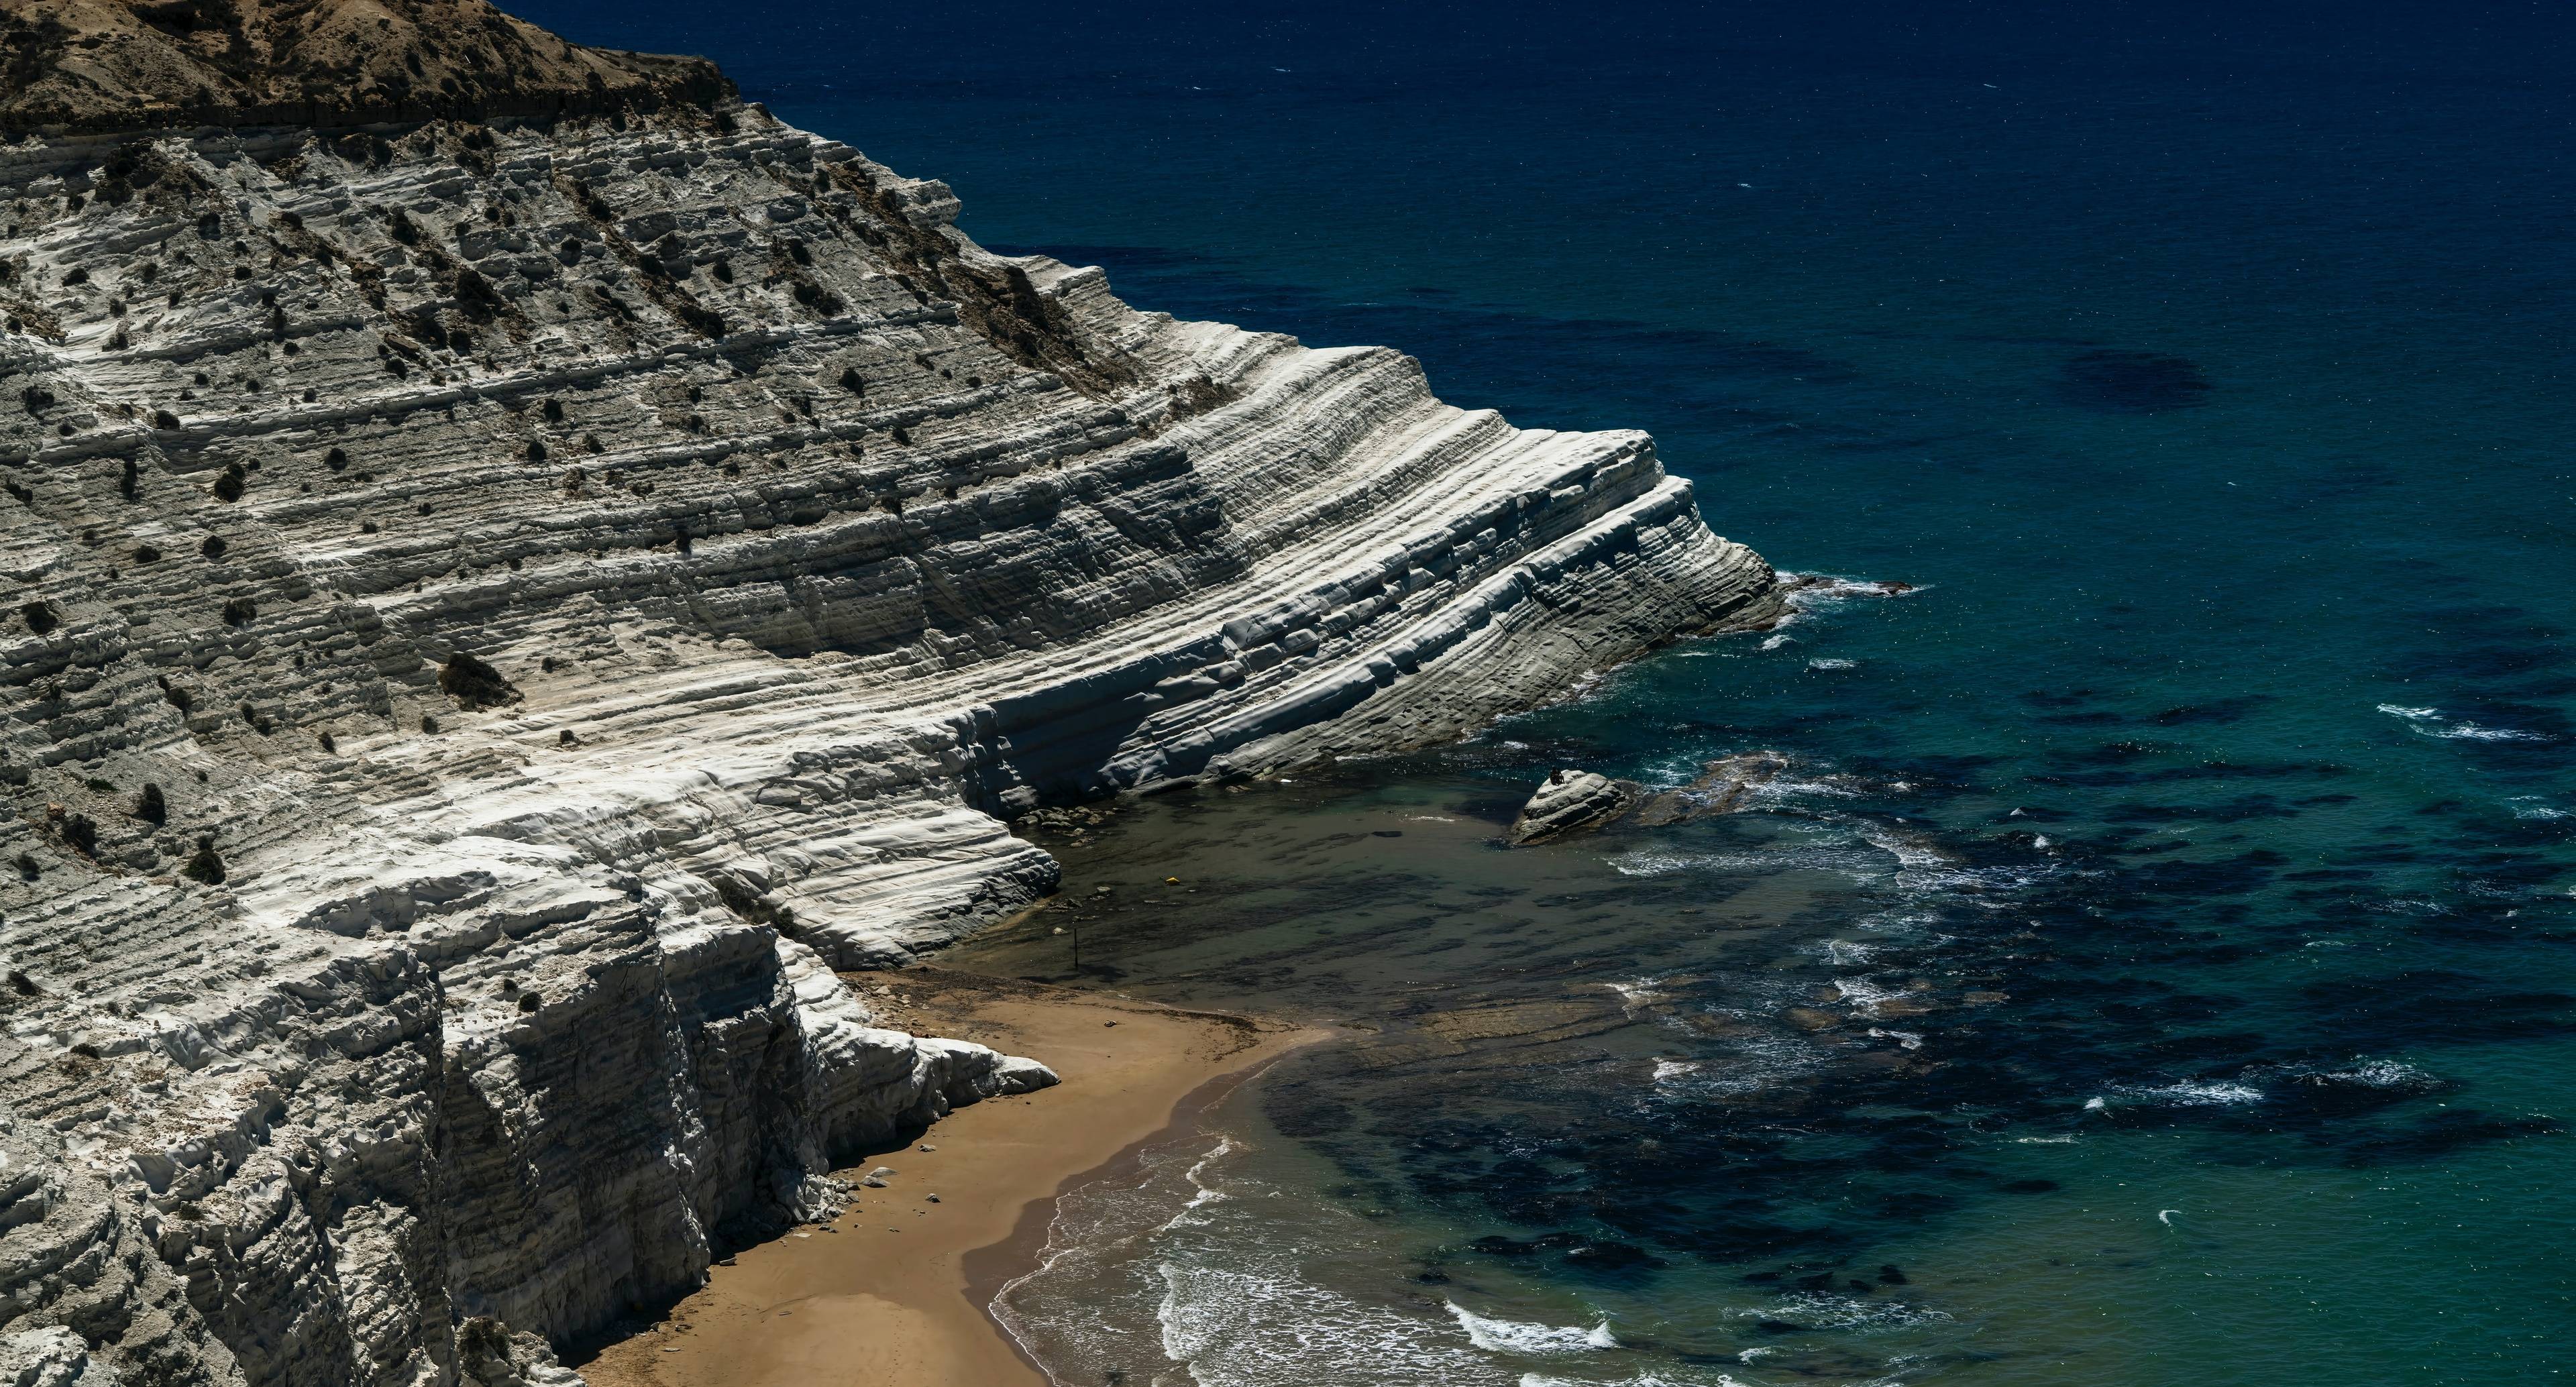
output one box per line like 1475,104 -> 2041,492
0,4 -> 1781,1382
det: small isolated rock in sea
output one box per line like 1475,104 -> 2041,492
1509,769 -> 1643,845
1776,573 -> 1917,601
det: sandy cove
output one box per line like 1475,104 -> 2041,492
574,968 -> 1322,1387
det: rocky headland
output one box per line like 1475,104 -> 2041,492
0,2 -> 1782,1382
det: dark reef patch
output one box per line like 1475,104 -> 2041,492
2055,349 -> 2214,412
2333,1110 -> 2566,1165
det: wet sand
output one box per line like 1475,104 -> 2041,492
575,967 -> 1320,1387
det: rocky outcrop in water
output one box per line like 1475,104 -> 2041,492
1507,770 -> 1642,844
0,1 -> 1780,1381
1509,753 -> 1787,844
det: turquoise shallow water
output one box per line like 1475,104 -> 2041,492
511,2 -> 2576,1380
949,757 -> 2574,1385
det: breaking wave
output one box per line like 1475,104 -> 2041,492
2377,703 -> 2554,742
1446,1302 -> 1619,1353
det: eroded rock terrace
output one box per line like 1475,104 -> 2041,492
0,77 -> 1778,1387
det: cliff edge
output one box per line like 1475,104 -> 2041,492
0,4 -> 1780,1384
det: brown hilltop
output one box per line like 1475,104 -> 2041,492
0,0 -> 731,134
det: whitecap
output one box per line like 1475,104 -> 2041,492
2118,1080 -> 2261,1107
1831,976 -> 1917,1016
1446,1300 -> 1617,1354
1160,1138 -> 1235,1227
2263,1057 -> 2438,1091
1609,838 -> 1889,879
1774,572 -> 1923,622
2376,703 -> 2553,742
1850,822 -> 1951,873
1670,1028 -> 1833,1096
1752,1291 -> 1955,1333
2337,1059 -> 2434,1087
1608,979 -> 1666,1012
1608,850 -> 1707,877
2424,722 -> 2551,742
1153,1261 -> 1502,1385
1808,657 -> 1857,670
1866,1026 -> 1924,1050
1735,775 -> 1870,816
1760,633 -> 1794,651
1652,1057 -> 1701,1083
1814,937 -> 1883,966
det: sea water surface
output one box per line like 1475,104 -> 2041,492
512,2 -> 2575,1381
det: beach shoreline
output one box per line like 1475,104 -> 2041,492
573,967 -> 1323,1387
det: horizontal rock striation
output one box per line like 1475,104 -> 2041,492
0,4 -> 1780,1383
1507,769 -> 1642,845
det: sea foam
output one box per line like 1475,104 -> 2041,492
1446,1301 -> 1619,1353
2376,702 -> 2553,741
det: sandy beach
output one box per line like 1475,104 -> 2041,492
574,967 -> 1320,1387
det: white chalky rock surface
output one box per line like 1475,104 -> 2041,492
0,64 -> 1778,1387
1507,769 -> 1645,844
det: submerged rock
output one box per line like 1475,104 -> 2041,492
1509,769 -> 1643,844
1632,751 -> 1789,824
2057,348 -> 2214,413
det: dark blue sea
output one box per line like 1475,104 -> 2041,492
515,2 -> 2576,1381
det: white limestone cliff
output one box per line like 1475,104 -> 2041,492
0,14 -> 1780,1382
